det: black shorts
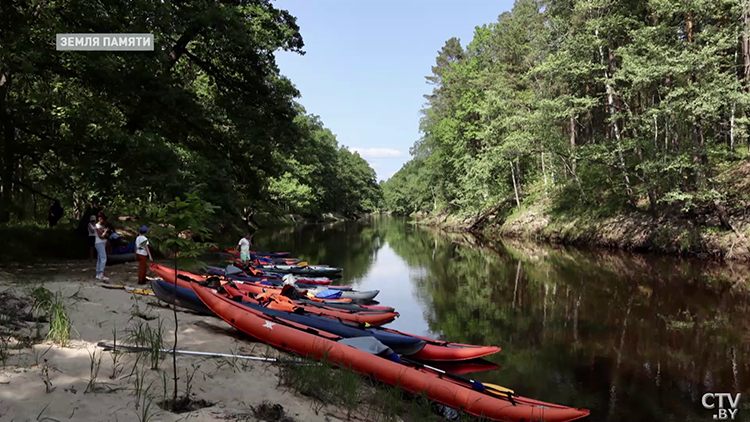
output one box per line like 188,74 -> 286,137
88,236 -> 96,247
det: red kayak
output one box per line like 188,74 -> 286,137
192,283 -> 591,422
150,263 -> 398,326
218,281 -> 501,362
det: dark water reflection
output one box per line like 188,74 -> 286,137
249,216 -> 750,422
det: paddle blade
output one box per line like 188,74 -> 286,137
485,383 -> 515,395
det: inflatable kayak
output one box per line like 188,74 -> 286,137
148,264 -> 398,325
182,265 -> 377,301
220,282 -> 501,361
219,252 -> 300,265
192,283 -> 591,422
254,264 -> 343,277
205,266 -> 335,287
151,263 -> 352,304
106,252 -> 136,265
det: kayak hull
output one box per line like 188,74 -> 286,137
106,253 -> 136,265
151,278 -> 212,316
192,284 -> 590,422
149,263 -> 398,326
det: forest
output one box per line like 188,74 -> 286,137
382,0 -> 750,242
0,0 -> 382,227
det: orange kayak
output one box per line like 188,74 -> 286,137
192,283 -> 591,422
149,263 -> 398,326
151,263 -> 351,303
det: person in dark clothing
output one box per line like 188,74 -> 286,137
48,200 -> 63,227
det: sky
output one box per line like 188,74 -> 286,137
273,0 -> 513,181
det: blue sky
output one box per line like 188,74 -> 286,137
273,0 -> 513,181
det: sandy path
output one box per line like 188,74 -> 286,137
0,260 -> 347,422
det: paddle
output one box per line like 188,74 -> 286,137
96,342 -> 317,366
98,284 -> 154,296
401,356 -> 517,405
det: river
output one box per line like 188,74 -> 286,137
247,215 -> 750,422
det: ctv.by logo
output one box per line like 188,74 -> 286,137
702,393 -> 741,420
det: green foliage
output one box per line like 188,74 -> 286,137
0,1 -> 380,226
46,293 -> 71,346
383,0 -> 750,226
147,193 -> 218,269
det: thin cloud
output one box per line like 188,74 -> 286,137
352,148 -> 404,158
370,162 -> 383,168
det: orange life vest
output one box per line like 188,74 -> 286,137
256,291 -> 297,313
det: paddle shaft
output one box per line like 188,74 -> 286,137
96,342 -> 317,365
402,356 -> 516,403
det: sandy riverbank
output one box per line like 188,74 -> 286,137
0,260 -> 350,422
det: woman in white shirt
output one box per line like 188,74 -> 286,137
94,213 -> 110,281
87,215 -> 97,261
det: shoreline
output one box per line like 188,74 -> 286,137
415,205 -> 750,263
0,259 -> 477,422
0,261 -> 399,422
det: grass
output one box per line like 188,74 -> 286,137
84,349 -> 103,394
46,293 -> 71,346
275,356 -> 500,422
134,381 -> 158,422
109,327 -> 124,379
126,318 -> 165,370
40,358 -> 54,393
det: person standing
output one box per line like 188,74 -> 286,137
87,215 -> 97,261
48,200 -> 63,228
94,213 -> 110,281
237,233 -> 252,265
135,226 -> 152,285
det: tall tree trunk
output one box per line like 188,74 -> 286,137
636,145 -> 658,217
510,161 -> 521,210
515,158 -> 523,197
570,116 -> 577,173
513,260 -> 521,309
731,49 -> 738,152
596,29 -> 635,206
0,72 -> 14,223
746,0 -> 750,153
541,152 -> 549,199
692,120 -> 704,189
633,127 -> 658,217
742,1 -> 750,88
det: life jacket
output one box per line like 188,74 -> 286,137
256,291 -> 298,313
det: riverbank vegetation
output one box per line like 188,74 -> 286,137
382,0 -> 750,259
0,0 -> 381,232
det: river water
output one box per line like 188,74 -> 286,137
249,215 -> 750,422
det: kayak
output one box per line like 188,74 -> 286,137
218,251 -> 300,265
106,252 -> 136,265
220,282 -> 501,361
254,264 -> 343,278
429,360 -> 502,375
150,278 -> 397,326
205,266 -> 336,287
218,247 -> 292,258
149,264 -> 398,325
192,283 -> 591,422
232,276 -> 378,301
151,263 -> 353,304
203,266 -> 378,301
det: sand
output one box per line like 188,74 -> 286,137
0,260 -> 350,422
